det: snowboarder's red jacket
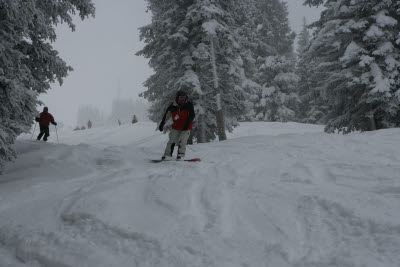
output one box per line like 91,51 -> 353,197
161,101 -> 195,131
35,112 -> 56,127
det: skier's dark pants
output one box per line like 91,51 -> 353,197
37,125 -> 50,141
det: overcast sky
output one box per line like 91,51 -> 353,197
40,0 -> 323,127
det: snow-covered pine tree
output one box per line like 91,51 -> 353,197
297,18 -> 312,55
137,0 -> 203,137
296,17 -> 315,122
0,0 -> 95,173
305,0 -> 400,133
138,0 -> 247,142
137,0 -> 184,118
232,0 -> 263,121
298,5 -> 332,124
237,0 -> 299,122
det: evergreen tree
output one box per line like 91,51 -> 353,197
233,0 -> 263,121
138,0 -> 247,142
0,0 -> 95,173
237,0 -> 299,122
296,17 -> 328,124
305,0 -> 400,133
296,17 -> 315,122
297,18 -> 312,56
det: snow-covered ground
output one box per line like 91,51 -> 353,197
1,122 -> 400,267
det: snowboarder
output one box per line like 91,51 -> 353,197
118,119 -> 122,126
132,115 -> 138,124
159,90 -> 195,161
35,107 -> 57,142
87,120 -> 92,129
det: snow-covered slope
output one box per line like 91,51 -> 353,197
1,122 -> 399,267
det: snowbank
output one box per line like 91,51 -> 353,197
1,122 -> 400,267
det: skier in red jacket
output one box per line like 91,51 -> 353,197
159,91 -> 195,161
35,107 -> 57,142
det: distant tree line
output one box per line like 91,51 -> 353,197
75,98 -> 149,129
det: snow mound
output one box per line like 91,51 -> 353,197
1,122 -> 400,267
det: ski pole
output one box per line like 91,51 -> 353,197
31,122 -> 37,140
55,125 -> 59,144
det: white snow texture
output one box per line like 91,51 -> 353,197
1,122 -> 400,267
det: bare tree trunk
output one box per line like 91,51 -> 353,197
196,114 -> 206,143
369,116 -> 377,131
199,95 -> 207,143
187,130 -> 194,145
210,37 -> 227,141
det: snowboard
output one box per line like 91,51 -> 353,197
151,158 -> 201,163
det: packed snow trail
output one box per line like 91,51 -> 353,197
1,122 -> 400,267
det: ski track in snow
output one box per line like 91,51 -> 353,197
0,122 -> 400,267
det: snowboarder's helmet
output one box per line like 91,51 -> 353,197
176,90 -> 187,104
43,107 -> 49,112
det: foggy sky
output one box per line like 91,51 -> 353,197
40,0 -> 323,127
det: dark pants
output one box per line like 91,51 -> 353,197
37,125 -> 50,141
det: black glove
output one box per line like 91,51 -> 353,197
158,124 -> 164,132
35,117 -> 39,122
54,122 -> 58,126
